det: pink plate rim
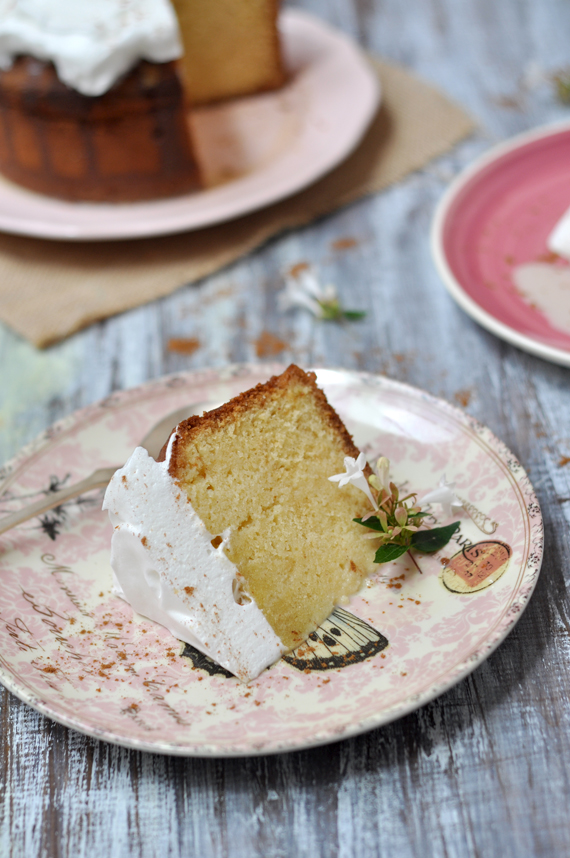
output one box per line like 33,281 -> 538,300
431,120 -> 570,368
0,365 -> 544,756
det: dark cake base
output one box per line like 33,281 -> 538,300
0,57 -> 200,202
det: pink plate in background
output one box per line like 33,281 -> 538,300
0,11 -> 379,242
0,366 -> 543,756
431,122 -> 570,366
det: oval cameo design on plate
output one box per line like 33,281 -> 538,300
441,541 -> 512,594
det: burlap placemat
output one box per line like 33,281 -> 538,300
0,59 -> 475,348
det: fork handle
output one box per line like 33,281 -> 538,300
0,466 -> 119,537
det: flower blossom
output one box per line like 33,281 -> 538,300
278,267 -> 365,321
421,475 -> 463,518
328,452 -> 377,509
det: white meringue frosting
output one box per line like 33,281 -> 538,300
102,443 -> 286,683
0,0 -> 183,96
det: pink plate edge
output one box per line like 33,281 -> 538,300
430,120 -> 570,368
0,365 -> 544,757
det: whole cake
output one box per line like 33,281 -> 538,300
0,0 -> 284,201
103,366 -> 376,681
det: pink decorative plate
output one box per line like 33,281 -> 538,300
431,122 -> 570,367
0,366 -> 543,756
0,11 -> 379,242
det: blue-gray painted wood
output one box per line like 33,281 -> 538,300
2,0 -> 570,855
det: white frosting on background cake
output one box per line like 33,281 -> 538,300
103,444 -> 286,683
0,0 -> 183,96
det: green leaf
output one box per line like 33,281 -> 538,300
410,521 -> 460,554
374,543 -> 408,564
353,516 -> 384,532
343,310 -> 367,321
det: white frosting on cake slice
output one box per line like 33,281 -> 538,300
0,0 -> 183,96
102,444 -> 286,683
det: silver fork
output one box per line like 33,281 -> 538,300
0,401 -> 217,537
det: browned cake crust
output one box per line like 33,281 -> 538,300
159,365 -> 362,466
0,57 -> 200,202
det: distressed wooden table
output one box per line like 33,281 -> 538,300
1,0 -> 570,855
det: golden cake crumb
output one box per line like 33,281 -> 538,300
162,364 -> 375,649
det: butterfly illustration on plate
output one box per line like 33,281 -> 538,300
180,606 -> 389,678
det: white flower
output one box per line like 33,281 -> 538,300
278,268 -> 338,319
329,452 -> 377,509
421,475 -> 463,518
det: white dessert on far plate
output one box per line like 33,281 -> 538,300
547,204 -> 570,261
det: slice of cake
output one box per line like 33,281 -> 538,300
104,366 -> 375,680
170,0 -> 285,105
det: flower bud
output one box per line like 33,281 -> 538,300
376,456 -> 390,490
395,507 -> 408,527
377,509 -> 388,531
